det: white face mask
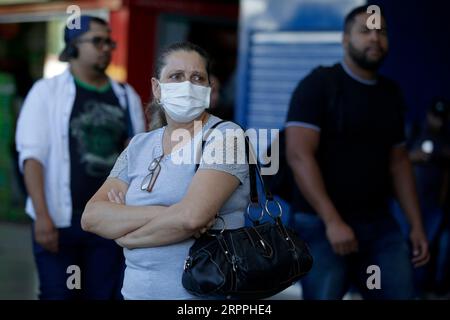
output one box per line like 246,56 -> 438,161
159,81 -> 211,123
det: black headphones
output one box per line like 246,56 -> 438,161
66,42 -> 79,59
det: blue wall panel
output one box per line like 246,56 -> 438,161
246,32 -> 343,130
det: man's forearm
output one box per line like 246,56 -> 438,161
391,148 -> 423,229
23,159 -> 51,219
288,154 -> 342,225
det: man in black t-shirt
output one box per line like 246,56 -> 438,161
285,6 -> 429,299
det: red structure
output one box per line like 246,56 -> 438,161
123,0 -> 238,103
0,0 -> 239,107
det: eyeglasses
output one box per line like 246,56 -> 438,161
140,155 -> 164,192
76,36 -> 117,50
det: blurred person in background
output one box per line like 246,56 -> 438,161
15,15 -> 145,299
285,5 -> 429,299
207,73 -> 234,121
408,98 -> 450,297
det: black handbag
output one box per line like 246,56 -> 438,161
182,121 -> 313,299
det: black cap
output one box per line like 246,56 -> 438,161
59,15 -> 95,62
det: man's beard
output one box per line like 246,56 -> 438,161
93,55 -> 111,73
348,42 -> 386,71
93,62 -> 109,73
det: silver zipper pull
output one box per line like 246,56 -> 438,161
231,256 -> 238,272
184,256 -> 191,270
259,239 -> 266,250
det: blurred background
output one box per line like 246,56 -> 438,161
0,0 -> 449,299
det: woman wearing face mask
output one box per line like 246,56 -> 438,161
81,42 -> 250,299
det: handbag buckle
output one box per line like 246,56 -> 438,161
264,199 -> 283,219
259,239 -> 266,250
184,256 -> 191,271
231,255 -> 238,272
206,216 -> 226,237
246,202 -> 264,224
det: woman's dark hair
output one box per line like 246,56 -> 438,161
147,42 -> 212,130
154,42 -> 211,79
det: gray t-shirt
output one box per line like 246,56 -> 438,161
109,115 -> 250,299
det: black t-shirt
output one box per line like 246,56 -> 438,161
286,63 -> 406,220
69,79 -> 128,211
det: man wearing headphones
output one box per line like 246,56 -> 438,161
15,15 -> 145,299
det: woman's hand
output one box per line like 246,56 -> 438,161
112,170 -> 240,248
115,214 -> 218,248
82,178 -> 158,240
115,236 -> 127,248
193,216 -> 217,239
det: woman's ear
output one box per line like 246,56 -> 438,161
151,77 -> 161,101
